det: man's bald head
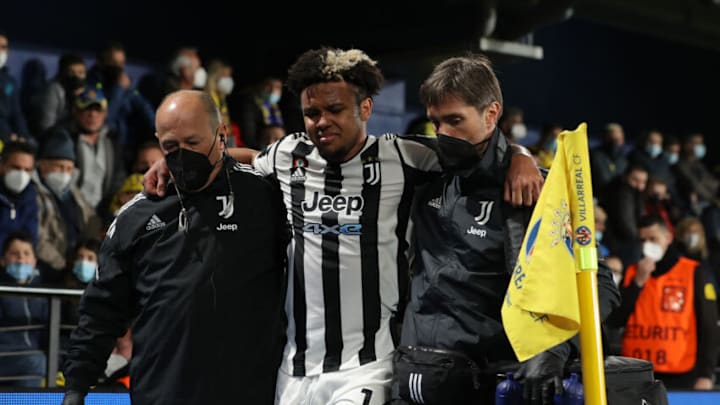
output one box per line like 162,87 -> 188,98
157,90 -> 221,133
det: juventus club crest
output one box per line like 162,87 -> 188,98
363,158 -> 380,186
216,195 -> 234,219
473,201 -> 494,225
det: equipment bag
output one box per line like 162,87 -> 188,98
394,345 -> 483,405
569,355 -> 669,405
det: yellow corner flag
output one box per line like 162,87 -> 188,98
501,122 -> 597,361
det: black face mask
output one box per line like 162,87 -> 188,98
61,75 -> 85,92
604,141 -> 623,157
436,134 -> 490,174
166,135 -> 220,192
100,65 -> 124,84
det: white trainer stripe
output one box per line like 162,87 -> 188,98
416,373 -> 425,404
409,373 -> 418,403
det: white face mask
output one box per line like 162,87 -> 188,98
44,171 -> 72,195
642,241 -> 665,262
3,170 -> 31,194
683,233 -> 701,250
217,76 -> 234,95
612,272 -> 623,287
510,123 -> 527,140
193,67 -> 208,88
0,51 -> 7,69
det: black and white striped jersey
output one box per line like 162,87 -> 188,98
254,132 -> 441,376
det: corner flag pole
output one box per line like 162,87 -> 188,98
567,123 -> 607,405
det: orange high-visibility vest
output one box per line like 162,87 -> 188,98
621,257 -> 698,373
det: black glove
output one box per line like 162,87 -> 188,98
515,350 -> 565,405
61,390 -> 86,405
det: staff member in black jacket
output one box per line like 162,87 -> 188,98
61,90 -> 289,405
394,55 -> 620,405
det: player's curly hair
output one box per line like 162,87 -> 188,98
286,47 -> 384,102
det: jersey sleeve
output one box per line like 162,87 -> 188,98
394,134 -> 442,173
253,138 -> 283,176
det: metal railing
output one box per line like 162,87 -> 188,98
0,285 -> 84,387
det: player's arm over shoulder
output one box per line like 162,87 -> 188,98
391,133 -> 441,172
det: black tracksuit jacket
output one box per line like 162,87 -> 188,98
63,157 -> 290,404
401,129 -> 620,365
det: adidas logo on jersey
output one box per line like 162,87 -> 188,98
145,215 -> 166,231
427,197 -> 441,209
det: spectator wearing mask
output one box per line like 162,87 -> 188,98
674,217 -> 720,297
61,238 -> 101,346
674,133 -> 720,215
35,53 -> 87,135
204,59 -> 239,147
663,134 -> 681,168
236,76 -> 284,149
608,215 -> 718,390
61,238 -> 101,340
0,141 -> 38,248
0,231 -> 48,387
590,122 -> 628,195
497,105 -> 526,143
628,129 -> 677,198
0,33 -> 31,145
32,130 -> 101,281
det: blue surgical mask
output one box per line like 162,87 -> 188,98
6,263 -> 34,282
694,144 -> 706,159
645,144 -> 662,159
72,260 -> 96,283
268,92 -> 281,105
666,152 -> 679,165
596,230 -> 603,242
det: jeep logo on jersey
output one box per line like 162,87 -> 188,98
216,195 -> 234,219
473,201 -> 494,226
363,159 -> 380,185
216,223 -> 238,231
302,192 -> 364,215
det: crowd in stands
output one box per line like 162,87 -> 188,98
1,29 -> 719,390
0,33 -> 294,387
